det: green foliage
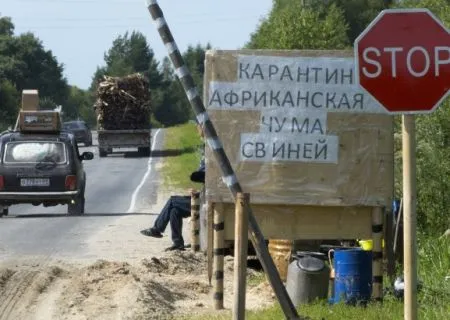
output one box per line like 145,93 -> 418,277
91,32 -> 209,127
391,0 -> 450,235
0,32 -> 69,104
247,2 -> 350,49
160,123 -> 204,191
0,79 -> 19,129
63,86 -> 96,126
0,15 -> 69,124
331,0 -> 391,43
153,44 -> 210,127
0,16 -> 14,37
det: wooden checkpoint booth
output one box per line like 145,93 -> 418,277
197,49 -> 394,308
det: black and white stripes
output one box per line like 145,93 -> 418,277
372,207 -> 384,301
190,192 -> 200,252
145,1 -> 300,318
146,0 -> 240,194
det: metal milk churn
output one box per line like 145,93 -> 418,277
286,251 -> 330,305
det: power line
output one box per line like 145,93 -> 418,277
11,14 -> 264,22
15,16 -> 264,30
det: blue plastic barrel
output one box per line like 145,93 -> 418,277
332,248 -> 372,304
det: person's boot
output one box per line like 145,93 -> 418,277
164,243 -> 185,251
140,228 -> 163,238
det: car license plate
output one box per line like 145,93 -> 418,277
20,178 -> 50,187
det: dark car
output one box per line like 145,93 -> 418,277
0,130 -> 94,216
62,120 -> 93,146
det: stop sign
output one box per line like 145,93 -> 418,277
355,9 -> 450,114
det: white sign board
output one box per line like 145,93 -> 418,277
207,55 -> 387,164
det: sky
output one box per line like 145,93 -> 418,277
0,0 -> 273,90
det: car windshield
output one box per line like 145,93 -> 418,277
63,122 -> 84,130
3,141 -> 67,164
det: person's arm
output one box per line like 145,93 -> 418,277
190,146 -> 205,183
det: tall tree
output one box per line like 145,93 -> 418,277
91,31 -> 162,89
0,16 -> 69,128
0,15 -> 14,37
92,32 -> 210,127
0,31 -> 68,104
330,0 -> 391,43
0,79 -> 19,129
154,44 -> 211,126
247,2 -> 350,49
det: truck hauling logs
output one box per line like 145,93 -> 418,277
93,73 -> 152,157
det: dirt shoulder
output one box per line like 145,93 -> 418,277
0,251 -> 274,320
0,184 -> 274,320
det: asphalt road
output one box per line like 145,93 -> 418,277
0,129 -> 164,258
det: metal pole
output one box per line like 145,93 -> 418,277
402,114 -> 417,320
145,1 -> 301,319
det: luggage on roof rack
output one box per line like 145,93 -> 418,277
18,110 -> 62,133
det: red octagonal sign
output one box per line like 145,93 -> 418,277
355,9 -> 450,114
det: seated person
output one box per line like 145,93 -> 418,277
140,124 -> 205,251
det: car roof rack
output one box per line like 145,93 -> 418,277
18,110 -> 62,134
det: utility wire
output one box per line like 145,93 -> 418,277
16,16 -> 263,30
12,14 -> 263,22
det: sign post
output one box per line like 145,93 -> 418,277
355,8 -> 450,320
402,114 -> 417,319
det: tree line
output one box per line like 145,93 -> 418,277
1,0 -> 449,234
0,14 -> 210,130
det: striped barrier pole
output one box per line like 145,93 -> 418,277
213,207 -> 225,309
145,1 -> 301,319
372,207 -> 384,301
190,191 -> 200,252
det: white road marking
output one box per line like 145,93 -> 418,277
126,129 -> 161,213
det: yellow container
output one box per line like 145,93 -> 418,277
358,239 -> 385,251
268,239 -> 293,282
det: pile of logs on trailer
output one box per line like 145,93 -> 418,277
94,73 -> 152,130
93,73 -> 152,158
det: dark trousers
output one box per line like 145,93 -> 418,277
153,195 -> 191,246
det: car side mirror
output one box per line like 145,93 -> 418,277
81,151 -> 94,161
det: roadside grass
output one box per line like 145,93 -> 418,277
183,237 -> 449,320
160,123 -> 203,191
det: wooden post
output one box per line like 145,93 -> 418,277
213,206 -> 225,309
372,206 -> 383,301
207,202 -> 214,285
402,115 -> 417,320
384,206 -> 396,283
393,199 -> 403,256
190,191 -> 200,252
233,193 -> 249,320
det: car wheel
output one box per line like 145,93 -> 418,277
68,194 -> 85,215
99,148 -> 107,158
3,207 -> 8,216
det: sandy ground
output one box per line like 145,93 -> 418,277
0,252 -> 274,320
0,173 -> 275,319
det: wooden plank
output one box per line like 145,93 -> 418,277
214,203 -> 373,240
